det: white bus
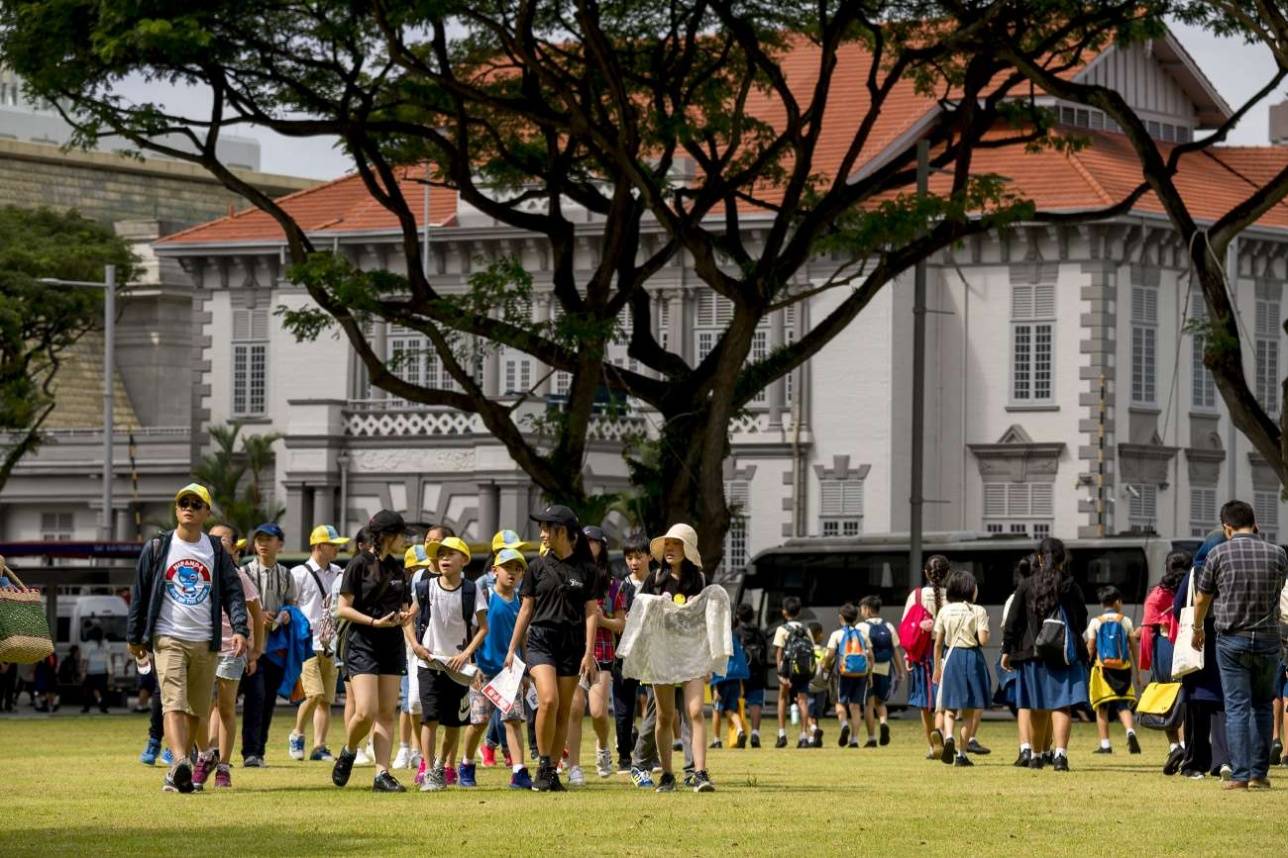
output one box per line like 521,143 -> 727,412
736,532 -> 1202,705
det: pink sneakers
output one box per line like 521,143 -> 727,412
414,757 -> 427,786
214,764 -> 232,788
191,752 -> 216,791
444,765 -> 458,786
481,744 -> 497,767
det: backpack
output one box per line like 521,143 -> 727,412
1095,612 -> 1131,670
899,592 -> 934,663
305,565 -> 339,656
740,625 -> 768,674
778,621 -> 816,681
1035,605 -> 1076,666
414,576 -> 477,651
838,625 -> 870,677
866,618 -> 894,663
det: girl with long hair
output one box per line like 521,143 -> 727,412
904,554 -> 950,759
1144,549 -> 1190,774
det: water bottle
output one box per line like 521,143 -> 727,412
135,653 -> 152,676
790,702 -> 800,726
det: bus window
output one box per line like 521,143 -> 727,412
949,549 -> 1032,607
81,616 -> 128,643
746,551 -> 912,623
1069,548 -> 1147,603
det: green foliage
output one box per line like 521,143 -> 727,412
0,205 -> 135,491
1183,314 -> 1239,360
192,422 -> 284,536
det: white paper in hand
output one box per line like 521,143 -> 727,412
481,657 -> 525,715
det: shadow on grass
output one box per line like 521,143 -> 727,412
0,826 -> 382,858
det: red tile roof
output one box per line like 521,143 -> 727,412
160,37 -> 1288,246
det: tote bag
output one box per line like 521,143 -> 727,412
0,563 -> 55,664
1170,572 -> 1204,678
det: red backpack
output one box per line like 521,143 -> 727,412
899,590 -> 934,663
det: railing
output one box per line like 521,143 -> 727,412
0,425 -> 190,442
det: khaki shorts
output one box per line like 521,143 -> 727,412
301,653 -> 338,703
154,636 -> 218,717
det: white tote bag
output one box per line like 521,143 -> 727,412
1170,571 -> 1205,678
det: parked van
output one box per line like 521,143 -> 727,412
45,594 -> 135,691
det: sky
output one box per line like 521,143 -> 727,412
111,19 -> 1288,181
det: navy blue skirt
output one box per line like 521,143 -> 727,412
936,647 -> 992,712
1150,635 -> 1175,684
907,658 -> 937,710
1014,659 -> 1088,711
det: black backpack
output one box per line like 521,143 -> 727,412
740,625 -> 769,675
778,621 -> 816,681
414,576 -> 477,651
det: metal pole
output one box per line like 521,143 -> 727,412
910,140 -> 928,579
103,264 -> 116,542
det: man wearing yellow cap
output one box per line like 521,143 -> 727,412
288,525 -> 350,762
126,483 -> 250,794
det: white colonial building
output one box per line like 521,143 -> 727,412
8,31 -> 1288,573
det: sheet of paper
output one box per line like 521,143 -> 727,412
426,652 -> 480,687
481,656 -> 525,715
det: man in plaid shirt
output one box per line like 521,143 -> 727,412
1194,499 -> 1288,790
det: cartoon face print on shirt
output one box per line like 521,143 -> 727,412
165,556 -> 212,606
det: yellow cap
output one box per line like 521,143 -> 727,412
175,483 -> 212,507
491,529 -> 523,553
426,536 -> 472,563
493,547 -> 528,570
309,525 -> 351,546
404,545 -> 433,569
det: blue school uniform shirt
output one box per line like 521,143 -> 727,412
475,589 -> 521,676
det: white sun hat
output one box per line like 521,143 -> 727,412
650,523 -> 702,569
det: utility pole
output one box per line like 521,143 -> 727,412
909,141 -> 929,579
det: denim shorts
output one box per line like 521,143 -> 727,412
215,654 -> 246,682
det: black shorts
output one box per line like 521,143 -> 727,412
526,624 -> 585,677
418,666 -> 469,727
343,626 -> 406,677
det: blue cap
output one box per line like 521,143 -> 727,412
251,522 -> 285,541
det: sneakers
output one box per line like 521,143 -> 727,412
414,757 -> 428,786
392,745 -> 411,770
954,754 -> 975,767
140,738 -> 161,766
567,764 -> 585,786
510,767 -> 534,789
617,757 -> 632,774
1053,754 -> 1070,772
549,771 -> 567,792
1248,777 -> 1272,790
288,732 -> 306,761
162,772 -> 179,793
171,760 -> 194,794
671,740 -> 683,752
354,745 -> 373,767
709,739 -> 723,749
1029,753 -> 1045,770
596,748 -> 614,778
191,751 -> 216,791
811,726 -> 824,748
310,746 -> 334,762
332,746 -> 357,787
941,736 -> 957,765
683,771 -> 696,788
863,738 -> 878,749
879,722 -> 891,746
458,762 -> 477,787
481,744 -> 497,767
966,738 -> 991,755
1013,749 -> 1032,768
1093,746 -> 1113,755
692,769 -> 715,792
1271,739 -> 1284,767
1127,732 -> 1141,755
532,764 -> 558,792
929,729 -> 945,759
750,733 -> 761,749
161,748 -> 174,767
838,723 -> 851,748
373,771 -> 406,792
655,772 -> 677,793
214,763 -> 232,788
1219,764 -> 1234,781
735,731 -> 747,749
409,751 -> 423,773
444,765 -> 458,786
420,765 -> 446,792
1163,746 -> 1185,776
848,740 -> 860,748
630,767 -> 655,789
242,755 -> 265,768
774,734 -> 788,749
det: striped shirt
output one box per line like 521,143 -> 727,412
1197,534 -> 1288,634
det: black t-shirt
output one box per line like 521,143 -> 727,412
340,552 -> 411,619
521,553 -> 596,628
639,567 -> 706,600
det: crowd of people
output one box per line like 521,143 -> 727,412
119,484 -> 1288,795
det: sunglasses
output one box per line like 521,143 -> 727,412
177,498 -> 207,511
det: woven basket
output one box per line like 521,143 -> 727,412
0,563 -> 55,664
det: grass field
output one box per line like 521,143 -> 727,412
1,712 -> 1285,856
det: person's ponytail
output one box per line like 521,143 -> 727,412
924,555 -> 950,615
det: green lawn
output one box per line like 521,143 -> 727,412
1,712 -> 1284,855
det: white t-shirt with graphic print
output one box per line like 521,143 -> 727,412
154,532 -> 217,642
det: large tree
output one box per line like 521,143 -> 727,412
2,1 -> 1175,566
0,206 -> 135,494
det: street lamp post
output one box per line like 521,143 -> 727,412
39,265 -> 116,541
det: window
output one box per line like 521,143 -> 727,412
1254,491 -> 1280,544
1127,485 -> 1158,534
1131,283 -> 1158,405
387,328 -> 484,402
503,358 -> 532,395
692,292 -> 731,368
40,512 -> 73,542
784,305 -> 797,407
750,329 -> 769,404
1190,487 -> 1217,538
983,482 -> 1054,536
1191,299 -> 1217,410
1010,283 -> 1055,403
820,478 -> 864,536
658,300 -> 670,352
606,305 -> 639,376
1256,295 -> 1280,416
232,308 -> 269,416
724,480 -> 750,578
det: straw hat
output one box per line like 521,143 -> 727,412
650,523 -> 702,568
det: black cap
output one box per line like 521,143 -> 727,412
530,504 -> 580,531
582,525 -> 606,544
367,510 -> 407,537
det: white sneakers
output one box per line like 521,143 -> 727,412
567,765 -> 586,786
354,743 -> 374,767
595,748 -> 613,778
392,745 -> 411,770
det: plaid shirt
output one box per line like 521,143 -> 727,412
1197,534 -> 1288,634
592,585 -> 627,663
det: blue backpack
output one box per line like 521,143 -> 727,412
1095,612 -> 1131,670
717,630 -> 751,682
866,619 -> 894,664
838,625 -> 870,677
